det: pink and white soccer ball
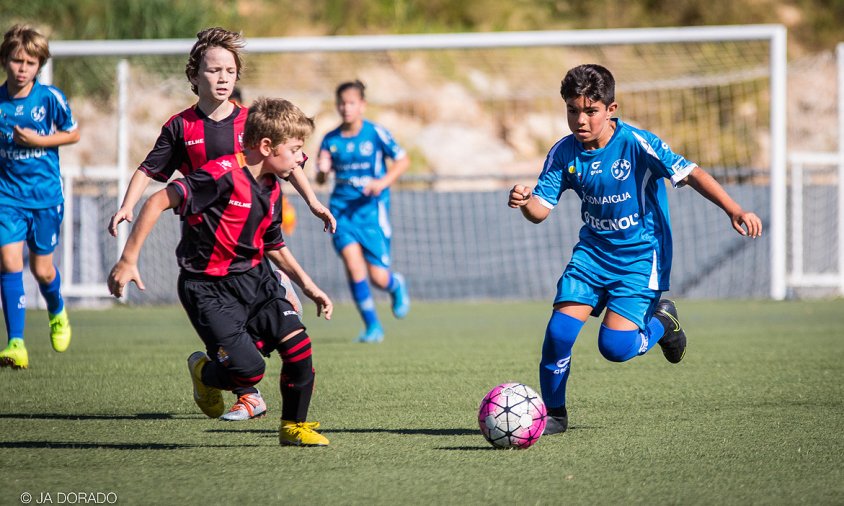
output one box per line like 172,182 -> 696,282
478,382 -> 547,449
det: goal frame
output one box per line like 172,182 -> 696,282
43,25 -> 789,300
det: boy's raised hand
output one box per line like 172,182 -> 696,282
731,210 -> 763,238
309,202 -> 337,233
508,184 -> 532,208
302,285 -> 333,321
13,126 -> 43,147
107,260 -> 145,298
108,208 -> 134,237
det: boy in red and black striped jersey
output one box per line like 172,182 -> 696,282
107,27 -> 334,423
108,27 -> 334,236
108,98 -> 333,446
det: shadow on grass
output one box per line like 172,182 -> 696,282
207,427 -> 478,436
0,413 -> 178,421
0,441 -> 261,450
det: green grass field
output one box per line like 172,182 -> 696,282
2,299 -> 843,505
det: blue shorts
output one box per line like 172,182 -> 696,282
330,198 -> 392,269
554,262 -> 661,330
0,204 -> 64,255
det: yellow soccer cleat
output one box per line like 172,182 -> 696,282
49,309 -> 72,352
279,420 -> 329,447
187,352 -> 224,418
0,338 -> 29,369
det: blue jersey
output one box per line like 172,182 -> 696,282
0,80 -> 77,208
319,119 -> 406,205
533,119 -> 696,291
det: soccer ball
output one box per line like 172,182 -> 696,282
478,382 -> 546,449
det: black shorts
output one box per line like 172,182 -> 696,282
177,261 -> 305,362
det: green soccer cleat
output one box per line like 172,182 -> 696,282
279,420 -> 330,447
0,338 -> 28,369
654,299 -> 687,364
49,309 -> 72,352
187,352 -> 224,418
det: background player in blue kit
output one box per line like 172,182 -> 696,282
0,25 -> 79,369
508,64 -> 763,434
317,80 -> 410,343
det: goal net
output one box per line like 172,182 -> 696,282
42,26 -> 786,305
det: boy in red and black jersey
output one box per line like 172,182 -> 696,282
108,27 -> 333,237
108,97 -> 333,447
138,104 -> 248,184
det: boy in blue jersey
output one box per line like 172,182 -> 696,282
508,64 -> 762,434
0,25 -> 79,369
316,80 -> 410,343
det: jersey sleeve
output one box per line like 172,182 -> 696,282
139,118 -> 187,182
532,140 -> 570,209
46,87 -> 77,133
168,167 -> 223,217
374,124 -> 406,160
263,192 -> 286,250
632,130 -> 697,187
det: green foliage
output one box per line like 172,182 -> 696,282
1,300 -> 842,504
0,0 -> 236,39
0,0 -> 839,51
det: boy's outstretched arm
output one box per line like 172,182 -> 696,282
508,184 -> 551,223
13,126 -> 79,148
363,154 -> 410,198
107,187 -> 180,297
684,167 -> 763,238
315,149 -> 331,185
266,248 -> 333,320
287,165 -> 337,233
108,170 -> 153,237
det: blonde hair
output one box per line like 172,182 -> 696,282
185,27 -> 245,96
243,97 -> 314,148
1,24 -> 50,68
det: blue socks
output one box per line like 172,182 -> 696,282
540,311 -> 669,409
38,267 -> 64,315
539,311 -> 584,410
597,317 -> 665,362
350,279 -> 379,328
1,271 -> 26,340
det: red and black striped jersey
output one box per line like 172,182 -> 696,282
168,153 -> 285,277
139,102 -> 248,182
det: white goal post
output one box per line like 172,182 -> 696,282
42,25 -> 789,301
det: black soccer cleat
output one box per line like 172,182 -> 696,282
654,299 -> 687,364
543,406 -> 568,435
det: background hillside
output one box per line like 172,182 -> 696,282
4,0 -> 843,55
1,0 -> 840,183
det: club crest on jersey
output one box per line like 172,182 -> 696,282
31,106 -> 46,122
359,141 -> 374,156
611,159 -> 632,181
